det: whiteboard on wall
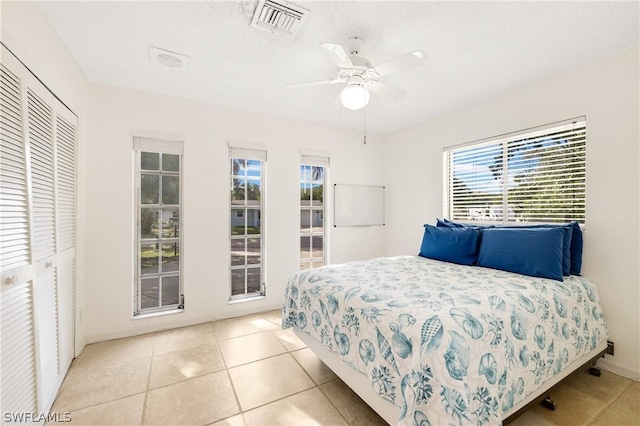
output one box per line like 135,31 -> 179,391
333,184 -> 385,227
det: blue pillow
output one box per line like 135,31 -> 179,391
436,218 -> 492,231
477,227 -> 565,281
569,221 -> 583,275
438,218 -> 582,276
553,225 -> 572,276
436,218 -> 465,228
498,224 -> 573,276
419,225 -> 480,265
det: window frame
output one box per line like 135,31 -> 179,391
443,118 -> 587,226
133,138 -> 184,317
299,152 -> 330,270
229,147 -> 266,301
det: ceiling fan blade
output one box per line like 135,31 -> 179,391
374,50 -> 427,77
287,79 -> 342,88
368,81 -> 406,102
322,43 -> 354,69
329,93 -> 342,112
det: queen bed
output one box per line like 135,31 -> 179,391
282,253 -> 609,425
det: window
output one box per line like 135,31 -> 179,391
134,137 -> 184,316
230,145 -> 266,300
300,153 -> 329,269
444,119 -> 586,224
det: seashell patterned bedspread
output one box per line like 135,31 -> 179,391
282,256 -> 609,426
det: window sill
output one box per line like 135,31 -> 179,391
133,308 -> 184,320
228,294 -> 266,305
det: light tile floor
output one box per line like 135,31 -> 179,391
50,310 -> 639,426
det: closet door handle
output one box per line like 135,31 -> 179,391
4,275 -> 18,285
45,261 -> 53,269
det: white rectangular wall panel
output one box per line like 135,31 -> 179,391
334,184 -> 385,227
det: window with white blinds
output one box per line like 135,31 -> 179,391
443,119 -> 586,224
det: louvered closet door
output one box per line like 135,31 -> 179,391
26,74 -> 62,408
55,106 -> 77,374
0,48 -> 38,415
1,45 -> 77,415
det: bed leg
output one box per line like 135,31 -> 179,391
588,366 -> 601,377
540,396 -> 557,411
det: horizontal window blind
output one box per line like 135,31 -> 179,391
133,137 -> 184,155
444,119 -> 586,224
300,150 -> 330,167
229,141 -> 267,162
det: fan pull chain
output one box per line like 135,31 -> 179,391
363,103 -> 367,145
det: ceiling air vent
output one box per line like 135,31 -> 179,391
250,0 -> 309,37
149,46 -> 189,71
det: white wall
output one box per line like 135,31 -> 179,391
384,47 -> 640,379
85,83 -> 387,341
1,1 -> 90,356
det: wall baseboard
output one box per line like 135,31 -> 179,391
598,358 -> 640,381
84,305 -> 282,346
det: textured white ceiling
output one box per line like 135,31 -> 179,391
37,1 -> 639,134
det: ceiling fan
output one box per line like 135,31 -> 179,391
288,37 -> 427,110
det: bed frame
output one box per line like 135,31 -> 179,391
294,328 -> 611,424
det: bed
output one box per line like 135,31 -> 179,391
282,255 -> 609,425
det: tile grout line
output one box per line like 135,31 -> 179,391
231,352 -> 317,411
214,318 -> 319,422
287,340 -> 351,425
223,347 -> 290,370
52,392 -> 148,417
316,380 -> 352,425
240,385 -> 320,418
214,328 -> 265,342
210,313 -> 282,342
140,332 -> 158,426
585,380 -> 634,425
288,346 -> 325,387
217,325 -> 246,424
143,366 -> 229,393
51,356 -> 155,414
132,322 -> 283,394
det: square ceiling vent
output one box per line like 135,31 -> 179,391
250,0 -> 309,37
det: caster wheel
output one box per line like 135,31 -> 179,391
541,397 -> 557,411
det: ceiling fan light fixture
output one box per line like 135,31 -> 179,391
340,82 -> 370,110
